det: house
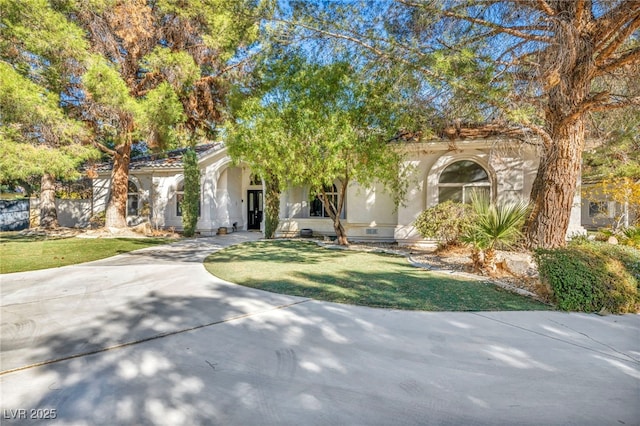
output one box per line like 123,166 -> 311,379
92,138 -> 586,244
580,178 -> 639,230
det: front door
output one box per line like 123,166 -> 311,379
247,190 -> 263,230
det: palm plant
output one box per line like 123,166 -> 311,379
463,192 -> 531,273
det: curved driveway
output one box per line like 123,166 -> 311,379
1,233 -> 639,425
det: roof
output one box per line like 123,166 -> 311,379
94,142 -> 225,172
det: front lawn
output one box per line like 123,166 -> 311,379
0,233 -> 171,273
204,240 -> 550,311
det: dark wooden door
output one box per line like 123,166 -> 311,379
247,190 -> 263,230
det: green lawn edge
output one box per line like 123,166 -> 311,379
0,235 -> 171,274
204,239 -> 551,312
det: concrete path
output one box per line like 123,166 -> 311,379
1,233 -> 639,425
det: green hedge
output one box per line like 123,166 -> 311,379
535,241 -> 639,313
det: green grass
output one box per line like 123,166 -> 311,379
0,233 -> 171,273
204,240 -> 550,311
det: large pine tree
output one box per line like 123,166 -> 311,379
66,0 -> 260,228
273,0 -> 640,248
0,0 -> 98,228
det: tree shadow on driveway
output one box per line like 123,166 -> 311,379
2,287 -> 639,425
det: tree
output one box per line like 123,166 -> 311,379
273,0 -> 640,249
64,0 -> 259,228
181,148 -> 200,237
228,54 -> 410,244
227,58 -> 296,238
0,0 -> 98,228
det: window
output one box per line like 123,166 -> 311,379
438,160 -> 490,203
127,180 -> 139,216
249,173 -> 262,186
176,182 -> 201,217
589,201 -> 608,218
310,184 -> 340,218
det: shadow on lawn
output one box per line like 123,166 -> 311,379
238,269 -> 550,312
207,239 -> 346,265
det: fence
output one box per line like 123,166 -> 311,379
0,199 -> 30,231
30,199 -> 93,228
0,199 -> 94,231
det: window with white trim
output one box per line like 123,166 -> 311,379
176,182 -> 201,217
438,160 -> 490,203
588,201 -> 608,218
310,184 -> 344,218
127,180 -> 139,216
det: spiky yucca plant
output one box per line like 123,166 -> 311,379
463,192 -> 531,273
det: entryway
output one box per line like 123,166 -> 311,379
247,190 -> 263,230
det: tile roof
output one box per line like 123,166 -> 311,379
94,142 -> 225,172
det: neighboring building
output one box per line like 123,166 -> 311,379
92,138 -> 586,244
581,179 -> 638,230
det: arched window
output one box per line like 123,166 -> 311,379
249,173 -> 262,186
176,181 -> 201,217
127,180 -> 139,216
310,184 -> 343,218
438,160 -> 490,203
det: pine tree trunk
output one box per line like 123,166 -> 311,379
105,142 -> 131,229
264,174 -> 280,239
39,173 -> 58,229
525,121 -> 585,248
525,6 -> 592,249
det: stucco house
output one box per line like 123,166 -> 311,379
92,137 -> 586,245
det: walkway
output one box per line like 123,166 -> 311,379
1,233 -> 639,425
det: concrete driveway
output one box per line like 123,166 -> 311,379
1,233 -> 639,425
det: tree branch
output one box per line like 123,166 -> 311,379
270,18 -> 438,80
592,1 -> 640,51
595,12 -> 640,65
560,92 -> 640,130
93,141 -> 116,156
575,0 -> 586,24
439,10 -> 553,43
597,46 -> 640,74
535,0 -> 556,16
525,123 -> 553,149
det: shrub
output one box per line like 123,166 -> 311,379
182,148 -> 200,237
461,193 -> 530,273
414,201 -> 475,246
621,227 -> 640,248
535,241 -> 639,313
89,211 -> 106,228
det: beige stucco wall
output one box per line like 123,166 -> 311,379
277,181 -> 398,241
394,140 -> 543,245
92,140 -> 587,241
94,147 -> 256,235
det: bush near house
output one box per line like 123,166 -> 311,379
621,227 -> 640,248
595,226 -> 640,248
535,241 -> 640,314
414,201 -> 476,248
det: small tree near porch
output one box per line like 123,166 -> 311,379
228,55 -> 410,244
